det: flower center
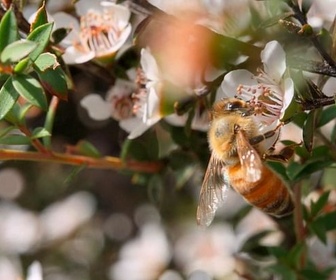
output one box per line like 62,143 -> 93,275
110,95 -> 134,120
76,10 -> 121,56
235,70 -> 284,125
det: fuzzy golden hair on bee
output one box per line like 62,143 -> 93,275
197,98 -> 294,227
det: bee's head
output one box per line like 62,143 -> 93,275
211,98 -> 252,119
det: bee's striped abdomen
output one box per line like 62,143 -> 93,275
228,164 -> 294,217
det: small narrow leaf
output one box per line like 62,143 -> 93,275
1,40 -> 37,63
317,105 -> 336,127
14,57 -> 32,74
31,127 -> 51,139
36,66 -> 68,100
12,75 -> 47,110
310,191 -> 330,217
30,1 -> 48,31
309,217 -> 327,244
302,110 -> 316,152
27,22 -> 54,61
75,140 -> 101,158
0,134 -> 31,145
0,77 -> 19,120
0,8 -> 18,53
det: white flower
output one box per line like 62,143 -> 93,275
109,223 -> 171,280
26,261 -> 43,280
53,0 -> 131,64
307,0 -> 336,29
220,40 -> 294,126
80,78 -> 135,121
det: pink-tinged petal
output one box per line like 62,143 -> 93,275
146,88 -> 161,125
62,46 -> 95,64
52,12 -> 80,45
101,2 -> 131,28
80,94 -> 111,121
165,114 -> 187,127
281,78 -> 294,116
140,49 -> 160,81
75,0 -> 103,15
106,24 -> 132,54
125,121 -> 152,139
261,41 -> 286,83
220,69 -> 255,98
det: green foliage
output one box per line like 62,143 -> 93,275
0,8 -> 18,53
2,0 -> 336,279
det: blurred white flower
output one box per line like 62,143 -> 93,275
109,223 -> 171,280
174,223 -> 238,279
307,0 -> 336,29
0,203 -> 41,254
40,191 -> 96,242
26,261 -> 43,280
52,0 -> 131,64
220,40 -> 294,126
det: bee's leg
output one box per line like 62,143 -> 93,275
248,123 -> 283,146
264,142 -> 302,162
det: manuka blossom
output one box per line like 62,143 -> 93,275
220,40 -> 294,126
52,0 -> 132,64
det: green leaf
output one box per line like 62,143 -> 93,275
300,268 -> 331,280
34,53 -> 60,71
30,2 -> 48,31
27,22 -> 54,61
310,191 -> 330,217
12,75 -> 47,110
0,77 -> 19,120
286,161 -> 305,181
317,105 -> 336,127
268,263 -> 296,280
303,110 -> 316,152
267,161 -> 289,181
322,211 -> 336,231
75,140 -> 101,158
14,57 -> 32,74
240,230 -> 273,258
0,134 -> 31,145
0,126 -> 16,138
0,8 -> 18,53
121,130 -> 159,161
51,27 -> 72,44
309,217 -> 327,244
35,66 -> 68,100
287,159 -> 333,182
1,40 -> 37,63
31,127 -> 51,139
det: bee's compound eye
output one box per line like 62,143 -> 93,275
226,101 -> 244,111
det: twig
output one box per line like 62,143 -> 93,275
0,149 -> 164,173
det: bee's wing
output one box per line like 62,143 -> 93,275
236,129 -> 263,183
197,154 -> 229,227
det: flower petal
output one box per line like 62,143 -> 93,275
261,41 -> 286,83
105,24 -> 132,54
27,261 -> 42,280
102,2 -> 131,29
80,94 -> 111,121
141,49 -> 160,81
220,69 -> 255,100
281,78 -> 294,117
75,0 -> 103,15
124,120 -> 152,139
52,12 -> 80,45
62,46 -> 95,64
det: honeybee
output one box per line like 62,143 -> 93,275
197,98 -> 294,226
